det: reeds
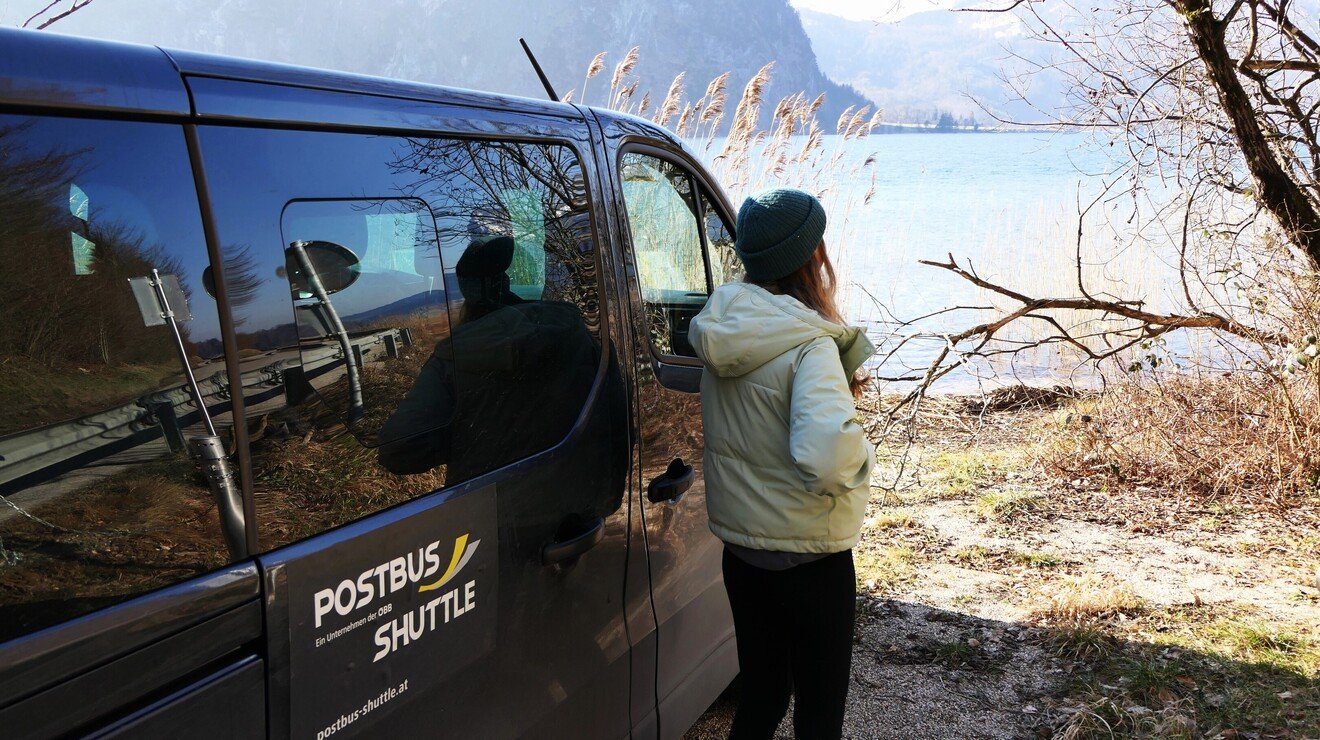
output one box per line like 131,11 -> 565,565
575,51 -> 607,105
573,49 -> 882,313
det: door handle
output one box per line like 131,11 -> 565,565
541,516 -> 605,565
647,458 -> 694,504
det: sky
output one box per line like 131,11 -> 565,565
789,0 -> 955,22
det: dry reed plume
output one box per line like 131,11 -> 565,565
566,49 -> 881,312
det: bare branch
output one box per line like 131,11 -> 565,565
957,0 -> 1036,12
23,0 -> 95,30
916,254 -> 1285,346
1236,59 -> 1320,72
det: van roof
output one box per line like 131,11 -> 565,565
0,26 -> 583,122
0,26 -> 694,173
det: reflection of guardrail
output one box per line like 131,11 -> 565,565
235,329 -> 405,411
0,328 -> 403,496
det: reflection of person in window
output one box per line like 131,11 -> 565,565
452,234 -> 525,321
376,235 -> 598,481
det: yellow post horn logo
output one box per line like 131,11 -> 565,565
418,533 -> 480,593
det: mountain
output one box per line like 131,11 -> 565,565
798,8 -> 1068,125
37,0 -> 874,130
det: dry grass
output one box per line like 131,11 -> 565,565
1031,575 -> 1145,627
1052,605 -> 1320,737
253,434 -> 445,546
951,544 -> 1062,572
1053,695 -> 1189,739
975,488 -> 1043,520
855,545 -> 918,593
1046,621 -> 1117,662
1040,371 -> 1320,510
870,512 -> 922,530
0,357 -> 182,437
250,313 -> 451,547
0,457 -> 229,641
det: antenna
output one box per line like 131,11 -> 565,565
519,38 -> 560,102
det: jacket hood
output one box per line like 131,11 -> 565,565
689,282 -> 875,378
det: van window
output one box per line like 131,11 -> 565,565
620,152 -> 735,358
197,128 -> 604,550
0,115 -> 237,641
703,190 -> 742,287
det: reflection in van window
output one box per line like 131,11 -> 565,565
198,128 -> 605,550
280,198 -> 449,448
68,183 -> 95,275
0,115 -> 235,641
620,154 -> 706,297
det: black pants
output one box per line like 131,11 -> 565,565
722,547 -> 856,740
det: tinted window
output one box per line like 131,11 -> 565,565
199,128 -> 603,550
0,115 -> 236,641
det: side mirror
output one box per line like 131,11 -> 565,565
285,240 -> 361,297
200,240 -> 361,300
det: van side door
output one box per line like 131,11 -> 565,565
0,110 -> 265,737
189,81 -> 633,739
597,119 -> 741,737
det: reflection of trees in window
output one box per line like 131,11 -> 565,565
703,192 -> 742,287
386,138 -> 599,333
240,135 -> 611,550
0,123 -> 202,435
216,244 -> 263,317
0,119 -> 231,642
620,154 -> 707,295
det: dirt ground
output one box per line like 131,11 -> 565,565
685,400 -> 1320,739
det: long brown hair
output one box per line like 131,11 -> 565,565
754,241 -> 869,399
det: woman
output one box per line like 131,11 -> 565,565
689,188 -> 874,739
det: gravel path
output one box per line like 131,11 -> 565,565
685,596 -> 1054,739
683,408 -> 1318,738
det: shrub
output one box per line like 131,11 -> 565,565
1041,370 -> 1320,505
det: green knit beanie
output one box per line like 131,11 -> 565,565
734,187 -> 827,282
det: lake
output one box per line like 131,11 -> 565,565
698,131 -> 1205,394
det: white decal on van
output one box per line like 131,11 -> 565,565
371,579 -> 478,662
311,536 -> 449,628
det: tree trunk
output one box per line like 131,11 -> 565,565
1178,0 -> 1320,267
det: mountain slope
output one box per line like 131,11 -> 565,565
798,8 -> 1067,124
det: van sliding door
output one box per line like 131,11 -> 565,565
190,89 -> 633,738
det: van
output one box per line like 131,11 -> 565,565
0,27 -> 740,739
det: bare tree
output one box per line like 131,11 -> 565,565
880,0 -> 1320,412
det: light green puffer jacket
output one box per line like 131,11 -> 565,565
689,282 -> 876,553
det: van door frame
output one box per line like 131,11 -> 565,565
589,113 -> 741,738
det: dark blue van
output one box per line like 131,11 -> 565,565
0,26 -> 739,739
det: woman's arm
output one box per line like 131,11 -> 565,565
788,339 -> 874,496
